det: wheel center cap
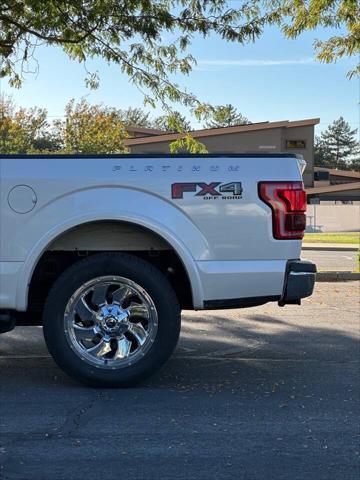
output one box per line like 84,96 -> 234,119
105,316 -> 117,329
98,304 -> 129,333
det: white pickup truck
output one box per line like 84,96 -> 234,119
0,153 -> 316,386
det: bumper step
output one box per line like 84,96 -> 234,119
279,260 -> 316,306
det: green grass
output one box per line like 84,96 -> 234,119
303,232 -> 360,244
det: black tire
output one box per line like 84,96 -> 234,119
43,252 -> 181,387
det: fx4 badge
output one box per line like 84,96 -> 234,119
171,182 -> 243,200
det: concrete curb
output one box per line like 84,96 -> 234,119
302,245 -> 358,252
316,271 -> 360,282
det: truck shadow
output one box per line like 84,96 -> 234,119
0,308 -> 358,392
150,310 -> 359,390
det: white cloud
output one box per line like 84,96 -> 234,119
197,58 -> 315,67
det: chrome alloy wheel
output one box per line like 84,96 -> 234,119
64,276 -> 158,369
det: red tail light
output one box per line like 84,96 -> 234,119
258,181 -> 307,240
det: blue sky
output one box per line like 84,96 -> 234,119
0,22 -> 358,135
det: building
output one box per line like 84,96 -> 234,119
124,118 -> 320,187
307,167 -> 360,203
125,126 -> 166,138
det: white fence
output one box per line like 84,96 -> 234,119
306,205 -> 360,232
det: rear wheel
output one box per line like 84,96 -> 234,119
43,253 -> 181,387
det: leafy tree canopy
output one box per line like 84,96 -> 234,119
0,96 -> 207,153
0,95 -> 50,153
315,116 -> 359,171
117,107 -> 153,128
0,0 -> 358,112
154,111 -> 191,132
54,98 -> 128,153
204,104 -> 250,128
169,133 -> 207,153
0,96 -> 129,154
153,110 -> 208,152
278,0 -> 359,78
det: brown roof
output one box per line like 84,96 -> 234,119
306,182 -> 360,195
125,125 -> 166,136
124,118 -> 320,146
314,167 -> 360,179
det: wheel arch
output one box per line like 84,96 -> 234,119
16,216 -> 204,312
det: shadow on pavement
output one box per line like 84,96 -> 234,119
0,309 -> 358,390
0,288 -> 359,480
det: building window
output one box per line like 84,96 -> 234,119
286,140 -> 306,149
314,171 -> 330,181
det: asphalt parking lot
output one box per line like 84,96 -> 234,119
302,249 -> 358,272
0,282 -> 359,480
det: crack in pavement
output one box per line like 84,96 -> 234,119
0,391 -> 111,479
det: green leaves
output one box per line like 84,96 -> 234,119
204,104 -> 250,128
117,107 -> 153,127
154,111 -> 191,132
278,0 -> 359,77
0,95 -> 49,153
153,110 -> 208,153
0,96 -> 128,154
0,95 -> 210,155
54,98 -> 129,154
1,1 -> 357,109
315,116 -> 359,170
169,133 -> 208,153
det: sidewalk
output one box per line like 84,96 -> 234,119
301,243 -> 359,281
302,242 -> 358,251
315,271 -> 360,281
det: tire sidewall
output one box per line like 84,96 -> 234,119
43,253 -> 181,387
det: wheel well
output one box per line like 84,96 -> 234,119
24,221 -> 193,325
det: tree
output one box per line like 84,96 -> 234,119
315,117 -> 360,170
0,95 -> 49,153
154,111 -> 191,132
1,1 -> 358,111
318,117 -> 359,168
348,156 -> 360,171
54,98 -> 128,154
314,135 -> 334,168
152,110 -> 206,153
31,132 -> 62,152
204,104 -> 250,128
117,107 -> 153,128
276,0 -> 359,78
169,133 -> 207,154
